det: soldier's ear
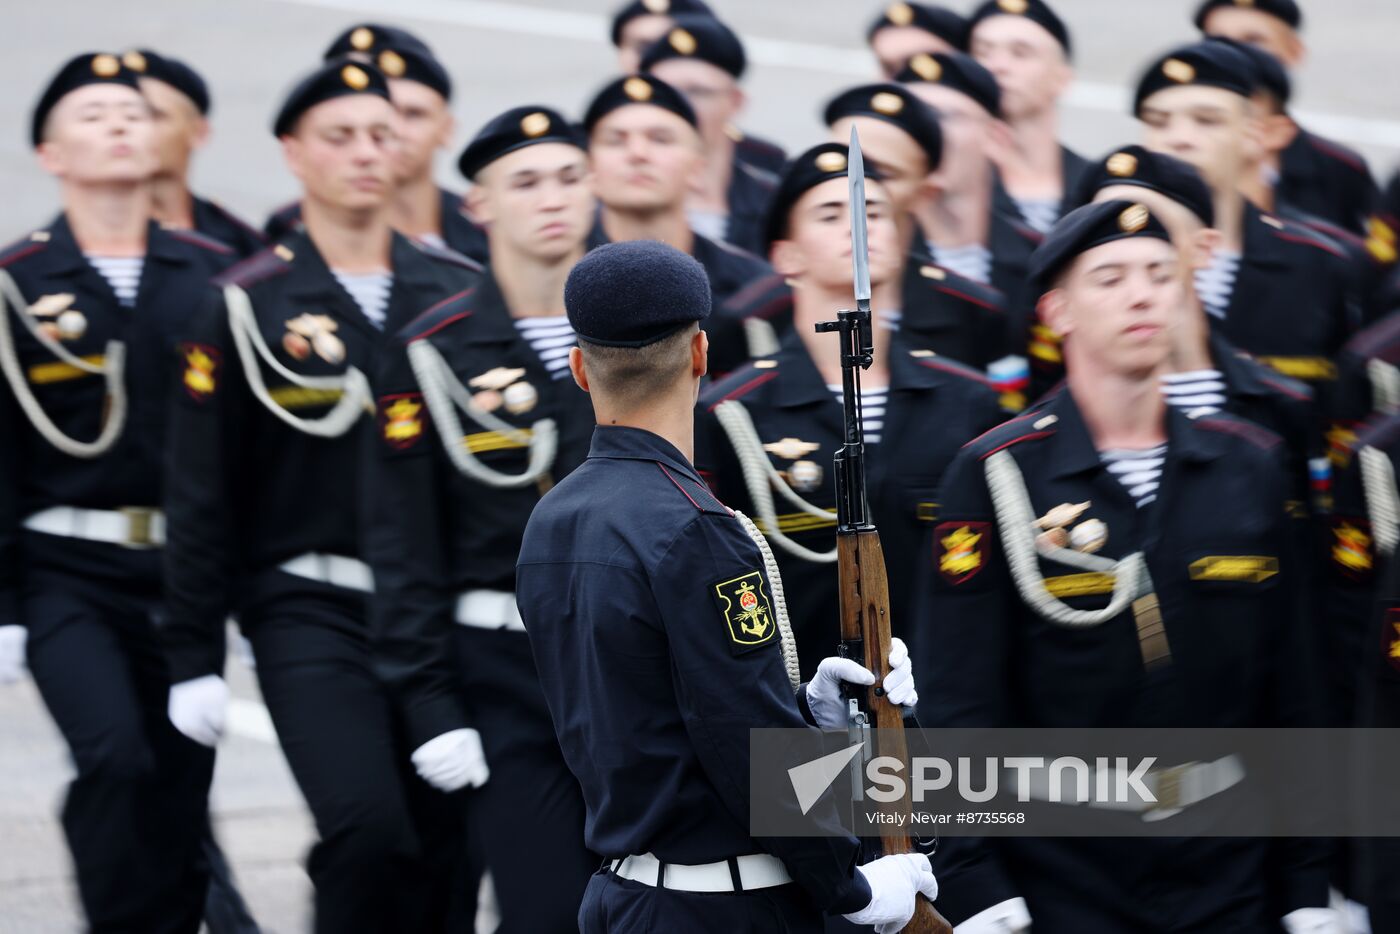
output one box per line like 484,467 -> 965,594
34,140 -> 65,177
1038,288 -> 1071,338
769,239 -> 803,278
569,346 -> 590,394
464,184 -> 491,226
692,327 -> 709,380
190,116 -> 211,151
1261,113 -> 1299,156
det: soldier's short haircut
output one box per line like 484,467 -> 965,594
578,323 -> 699,408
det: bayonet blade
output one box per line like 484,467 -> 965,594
848,127 -> 872,304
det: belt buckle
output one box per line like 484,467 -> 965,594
1143,762 -> 1191,819
120,507 -> 155,548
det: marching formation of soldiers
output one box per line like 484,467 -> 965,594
1,0 -> 1398,931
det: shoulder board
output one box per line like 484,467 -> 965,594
719,272 -> 791,320
912,263 -> 1005,312
1297,215 -> 1366,251
1306,134 -> 1369,175
657,461 -> 732,516
1259,212 -> 1348,259
399,287 -> 478,343
1344,313 -> 1400,362
165,226 -> 235,255
964,408 -> 1058,459
709,236 -> 768,266
1192,412 -> 1282,451
735,159 -> 779,190
1252,367 -> 1313,403
206,200 -> 267,242
1004,215 -> 1044,245
700,360 -> 779,411
213,244 -> 294,288
0,231 -> 51,268
909,349 -> 996,389
410,237 -> 485,274
1355,410 -> 1400,454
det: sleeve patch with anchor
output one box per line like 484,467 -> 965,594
711,570 -> 777,654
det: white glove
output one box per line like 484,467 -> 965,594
808,637 -> 918,731
1282,907 -> 1346,934
411,728 -> 490,792
0,625 -> 27,684
842,852 -> 939,934
167,674 -> 229,747
954,897 -> 1033,932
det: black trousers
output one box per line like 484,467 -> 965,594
24,573 -> 215,934
578,870 -> 824,933
455,627 -> 597,933
242,579 -> 464,934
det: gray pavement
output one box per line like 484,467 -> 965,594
2,0 -> 1400,929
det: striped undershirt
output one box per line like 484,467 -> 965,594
1014,198 -> 1061,235
687,208 -> 728,243
513,315 -> 576,379
1194,249 -> 1241,320
332,270 -> 393,329
1100,445 -> 1168,508
828,384 -> 889,444
85,254 -> 143,307
1161,369 -> 1227,419
928,242 -> 992,285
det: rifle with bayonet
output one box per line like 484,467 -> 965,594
815,127 -> 952,934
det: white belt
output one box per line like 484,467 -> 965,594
277,552 -> 374,593
454,589 -> 525,632
23,505 -> 165,548
608,852 -> 791,893
1023,754 -> 1245,822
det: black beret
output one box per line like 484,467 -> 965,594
609,0 -> 715,47
1194,0 -> 1301,31
894,51 -> 1002,119
31,53 -> 141,147
1133,40 -> 1255,116
764,142 -> 884,249
967,0 -> 1071,56
866,3 -> 968,49
1028,199 -> 1172,291
822,83 -> 943,169
121,49 -> 210,115
458,106 -> 584,180
1069,145 -> 1215,227
640,14 -> 746,79
583,74 -> 698,135
1208,37 -> 1290,107
323,23 -> 451,100
272,58 -> 392,138
566,241 -> 711,347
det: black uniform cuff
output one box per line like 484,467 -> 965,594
403,696 -> 472,751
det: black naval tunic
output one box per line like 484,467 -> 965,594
916,388 -> 1327,931
192,195 -> 267,258
723,155 -> 779,256
161,229 -> 481,934
0,215 -> 236,933
516,425 -> 874,932
990,145 -> 1092,233
899,242 -> 1015,375
1278,128 -> 1378,238
366,271 -> 598,930
263,187 -> 490,265
695,337 -> 1005,677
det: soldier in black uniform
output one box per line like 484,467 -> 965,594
0,52 -> 240,934
823,80 -> 1019,387
609,0 -> 785,175
517,239 -> 936,934
1329,414 -> 1400,932
1134,41 -> 1361,435
966,0 -> 1088,236
696,142 -> 1004,678
264,24 -> 489,264
640,15 -> 776,255
115,48 -> 266,257
160,59 -> 482,934
866,2 -> 968,80
917,200 -> 1333,932
1193,0 -> 1377,236
583,73 -> 781,376
1067,145 -> 1324,509
367,105 -> 599,932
